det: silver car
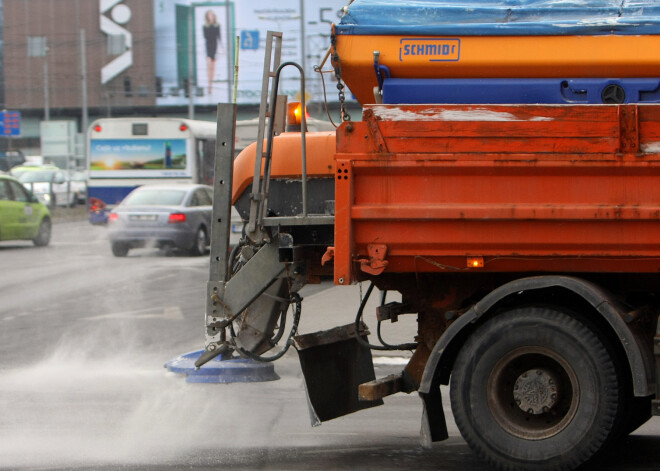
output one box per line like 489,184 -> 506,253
15,167 -> 77,208
108,183 -> 220,257
68,171 -> 87,205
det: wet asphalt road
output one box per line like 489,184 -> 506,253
1,218 -> 659,470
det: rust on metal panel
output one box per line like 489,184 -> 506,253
358,243 -> 389,276
404,342 -> 432,388
321,246 -> 335,266
359,374 -> 406,401
619,105 -> 640,154
363,108 -> 390,154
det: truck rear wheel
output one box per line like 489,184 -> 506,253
450,307 -> 621,471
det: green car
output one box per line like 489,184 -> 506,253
0,174 -> 51,246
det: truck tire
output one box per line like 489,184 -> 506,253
450,307 -> 621,471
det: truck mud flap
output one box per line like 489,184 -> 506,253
294,322 -> 383,425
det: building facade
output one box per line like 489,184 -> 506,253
3,0 -> 156,113
0,0 -> 349,154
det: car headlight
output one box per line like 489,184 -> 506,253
42,193 -> 51,202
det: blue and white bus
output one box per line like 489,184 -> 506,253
87,117 -> 217,223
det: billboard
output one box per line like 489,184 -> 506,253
89,138 -> 189,178
154,0 -> 348,106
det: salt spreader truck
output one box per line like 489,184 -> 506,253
194,1 -> 660,469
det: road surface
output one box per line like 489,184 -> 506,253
1,219 -> 659,470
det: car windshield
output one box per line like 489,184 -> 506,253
123,189 -> 186,206
18,171 -> 55,183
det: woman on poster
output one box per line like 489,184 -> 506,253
203,10 -> 222,95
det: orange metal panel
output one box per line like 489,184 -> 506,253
232,131 -> 336,204
334,35 -> 660,104
334,104 -> 660,283
334,159 -> 353,286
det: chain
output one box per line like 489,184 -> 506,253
331,33 -> 351,122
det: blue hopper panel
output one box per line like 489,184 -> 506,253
382,78 -> 660,105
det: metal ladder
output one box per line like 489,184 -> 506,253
196,31 -> 333,367
246,31 -> 282,240
195,32 -> 292,367
246,31 -> 334,243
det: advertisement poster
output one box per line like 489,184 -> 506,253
154,0 -> 348,106
89,139 -> 189,178
195,4 -> 229,98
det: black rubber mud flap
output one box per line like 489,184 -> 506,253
420,386 -> 449,447
294,322 -> 383,424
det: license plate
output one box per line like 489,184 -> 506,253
130,214 -> 157,221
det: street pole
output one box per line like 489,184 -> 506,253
233,35 -> 239,103
188,9 -> 194,119
225,5 -> 232,103
300,0 -> 306,82
80,29 -> 89,173
81,29 -> 88,137
44,60 -> 50,121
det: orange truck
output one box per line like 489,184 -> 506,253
197,2 -> 660,470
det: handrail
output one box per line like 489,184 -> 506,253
260,61 -> 308,225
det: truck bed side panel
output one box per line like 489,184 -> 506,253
334,104 -> 660,284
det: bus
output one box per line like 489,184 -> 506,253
87,117 -> 217,223
86,114 -> 335,224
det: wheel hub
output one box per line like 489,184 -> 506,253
487,347 -> 580,440
513,368 -> 558,415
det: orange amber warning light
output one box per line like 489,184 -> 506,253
286,102 -> 309,130
467,256 -> 484,268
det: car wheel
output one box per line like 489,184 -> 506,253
450,307 -> 621,471
32,218 -> 51,247
111,242 -> 129,257
190,226 -> 208,256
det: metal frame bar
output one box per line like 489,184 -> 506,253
209,103 -> 237,284
247,31 -> 282,235
205,103 -> 237,350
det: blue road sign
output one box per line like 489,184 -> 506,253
241,30 -> 259,50
0,111 -> 21,137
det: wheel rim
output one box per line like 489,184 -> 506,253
487,346 -> 580,440
196,229 -> 206,253
40,220 -> 51,241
